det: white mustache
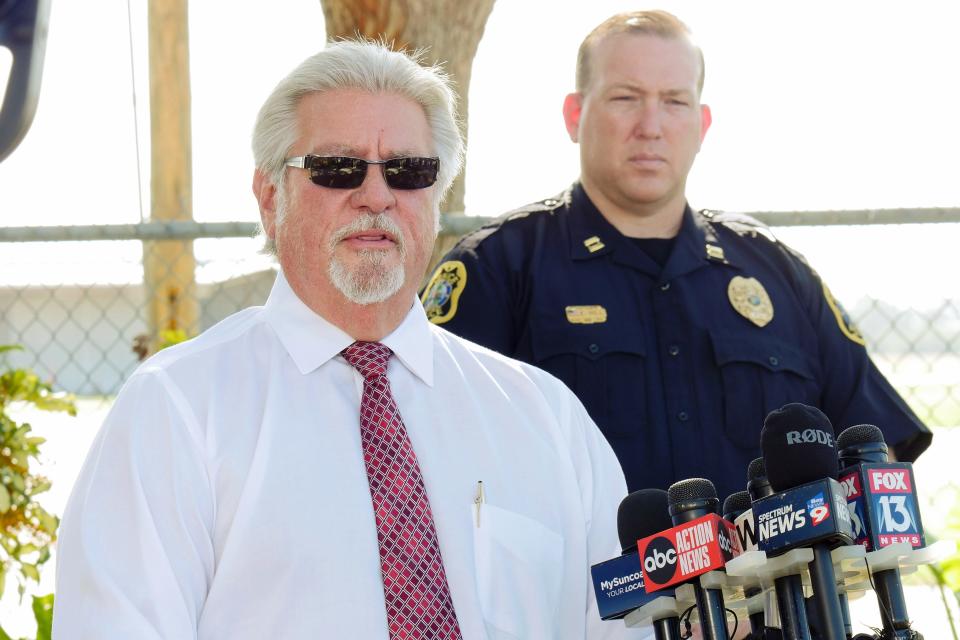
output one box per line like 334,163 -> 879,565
329,213 -> 405,255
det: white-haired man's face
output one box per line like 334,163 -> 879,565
256,89 -> 439,314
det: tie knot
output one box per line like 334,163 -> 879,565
342,341 -> 393,380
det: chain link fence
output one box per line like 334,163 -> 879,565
1,212 -> 958,427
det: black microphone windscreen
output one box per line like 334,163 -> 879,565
837,424 -> 889,466
722,490 -> 752,521
760,403 -> 839,491
747,457 -> 765,482
616,488 -> 672,554
667,478 -> 719,523
836,423 -> 885,449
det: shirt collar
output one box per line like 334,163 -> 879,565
263,272 -> 434,386
566,183 -> 735,278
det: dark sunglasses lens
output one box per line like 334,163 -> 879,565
383,157 -> 439,190
308,157 -> 367,189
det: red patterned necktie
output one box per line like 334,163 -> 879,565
342,341 -> 462,640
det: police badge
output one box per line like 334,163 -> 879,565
727,276 -> 774,327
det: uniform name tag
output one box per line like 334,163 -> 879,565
565,305 -> 608,324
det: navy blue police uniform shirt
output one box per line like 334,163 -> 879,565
421,183 -> 931,500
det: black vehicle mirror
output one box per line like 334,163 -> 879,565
0,0 -> 50,163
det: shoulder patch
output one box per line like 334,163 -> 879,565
421,260 -> 467,324
822,283 -> 866,345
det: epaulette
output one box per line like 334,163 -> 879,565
699,209 -> 778,244
455,190 -> 571,251
501,189 -> 571,223
701,209 -> 817,270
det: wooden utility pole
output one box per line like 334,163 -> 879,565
144,0 -> 197,351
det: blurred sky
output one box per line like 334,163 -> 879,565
0,0 -> 959,301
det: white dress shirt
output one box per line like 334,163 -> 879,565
53,273 -> 639,640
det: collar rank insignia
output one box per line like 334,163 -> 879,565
705,244 -> 726,262
421,260 -> 467,324
727,276 -> 774,327
565,305 -> 607,324
583,236 -> 605,253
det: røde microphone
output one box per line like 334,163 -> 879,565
650,478 -> 735,640
723,491 -> 765,639
590,489 -> 677,626
747,456 -> 813,640
759,403 -> 855,640
838,424 -> 925,639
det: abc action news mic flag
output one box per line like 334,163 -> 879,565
635,512 -> 741,593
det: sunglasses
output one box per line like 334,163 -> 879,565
284,155 -> 440,190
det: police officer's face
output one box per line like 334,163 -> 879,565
564,33 -> 711,221
256,89 -> 439,313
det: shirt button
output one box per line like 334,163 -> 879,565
769,356 -> 779,367
588,343 -> 600,354
678,411 -> 689,422
660,282 -> 671,291
668,345 -> 680,356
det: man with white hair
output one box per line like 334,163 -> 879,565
53,40 -> 633,639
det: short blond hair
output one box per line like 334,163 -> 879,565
575,10 -> 705,95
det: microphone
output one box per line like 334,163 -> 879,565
746,457 -> 813,640
747,457 -> 774,503
838,424 -> 925,639
591,488 -> 681,637
650,478 -> 734,640
758,403 -> 855,640
723,490 -> 766,638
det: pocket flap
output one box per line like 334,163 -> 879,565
709,329 -> 817,380
531,316 -> 646,362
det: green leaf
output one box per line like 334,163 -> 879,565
0,623 -> 15,640
32,593 -> 55,640
0,484 -> 10,513
36,509 -> 58,534
21,562 -> 40,582
0,344 -> 24,355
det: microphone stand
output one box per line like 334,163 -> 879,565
808,544 -> 848,640
653,615 -> 682,640
692,582 -> 729,640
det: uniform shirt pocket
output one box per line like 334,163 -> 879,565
710,329 -> 821,447
530,321 -> 647,439
471,503 -> 564,639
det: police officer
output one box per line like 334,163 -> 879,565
421,10 -> 931,500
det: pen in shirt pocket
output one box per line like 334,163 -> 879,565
474,480 -> 485,528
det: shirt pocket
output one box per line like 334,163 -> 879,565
709,328 -> 821,448
471,503 -> 565,639
530,321 -> 647,439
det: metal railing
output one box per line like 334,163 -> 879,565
1,210 -> 958,427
